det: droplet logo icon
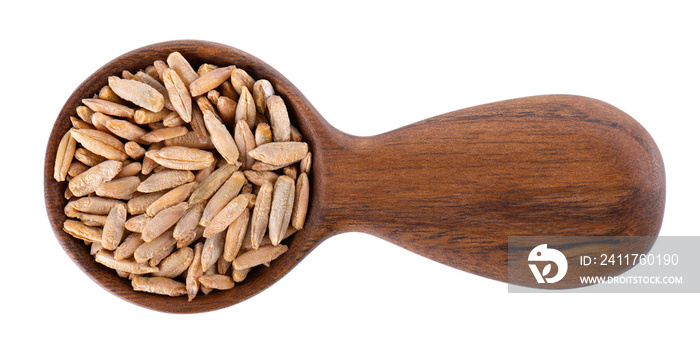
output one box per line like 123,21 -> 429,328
528,244 -> 568,283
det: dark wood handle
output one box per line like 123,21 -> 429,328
311,95 -> 664,282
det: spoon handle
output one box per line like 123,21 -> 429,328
313,94 -> 664,282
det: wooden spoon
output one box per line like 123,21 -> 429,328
44,40 -> 665,313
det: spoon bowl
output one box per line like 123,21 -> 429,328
45,40 -> 665,313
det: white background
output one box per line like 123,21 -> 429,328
2,1 -> 697,350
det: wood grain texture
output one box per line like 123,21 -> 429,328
308,95 -> 665,284
45,40 -> 664,313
